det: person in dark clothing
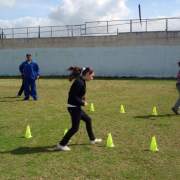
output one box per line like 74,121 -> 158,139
17,74 -> 25,97
172,61 -> 180,115
19,54 -> 40,100
17,55 -> 28,97
57,66 -> 102,151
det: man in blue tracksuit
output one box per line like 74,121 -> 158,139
19,54 -> 40,100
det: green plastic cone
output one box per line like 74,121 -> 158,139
120,104 -> 125,113
106,133 -> 115,148
64,128 -> 68,135
150,136 -> 159,152
152,106 -> 158,116
90,103 -> 95,112
25,125 -> 32,139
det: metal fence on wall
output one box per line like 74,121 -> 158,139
0,17 -> 180,39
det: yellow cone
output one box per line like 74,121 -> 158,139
150,136 -> 159,152
25,125 -> 32,139
64,128 -> 68,135
120,104 -> 125,113
152,106 -> 158,116
106,133 -> 115,148
90,103 -> 95,112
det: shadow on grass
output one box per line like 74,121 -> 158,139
0,96 -> 23,102
0,143 -> 91,155
134,114 -> 178,119
0,100 -> 23,102
0,126 -> 9,129
0,145 -> 59,155
0,96 -> 19,99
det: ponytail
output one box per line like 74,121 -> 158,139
67,66 -> 82,81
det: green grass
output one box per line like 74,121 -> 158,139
0,78 -> 180,180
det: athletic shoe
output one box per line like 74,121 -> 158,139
90,138 -> 102,144
56,144 -> 71,151
172,107 -> 179,115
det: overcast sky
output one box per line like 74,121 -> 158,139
0,0 -> 180,28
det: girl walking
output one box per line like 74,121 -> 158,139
57,67 -> 102,151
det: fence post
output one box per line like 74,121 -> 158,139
38,26 -> 40,38
80,25 -> 82,35
145,19 -> 148,32
85,23 -> 87,35
71,25 -> 73,37
27,27 -> 29,38
107,21 -> 109,33
2,29 -> 4,39
50,26 -> 53,37
66,25 -> 69,36
165,18 -> 168,32
12,28 -> 14,38
130,19 -> 132,32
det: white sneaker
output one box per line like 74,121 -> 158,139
90,138 -> 102,144
56,144 -> 71,151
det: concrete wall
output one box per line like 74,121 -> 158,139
0,31 -> 180,77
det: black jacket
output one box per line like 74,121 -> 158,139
68,77 -> 86,106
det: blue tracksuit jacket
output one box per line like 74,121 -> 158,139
19,60 -> 39,80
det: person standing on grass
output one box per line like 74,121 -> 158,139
17,72 -> 25,97
17,55 -> 28,97
172,61 -> 180,115
57,66 -> 102,151
19,54 -> 40,101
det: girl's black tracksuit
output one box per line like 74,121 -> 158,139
60,77 -> 95,146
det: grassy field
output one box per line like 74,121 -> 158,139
0,78 -> 179,180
